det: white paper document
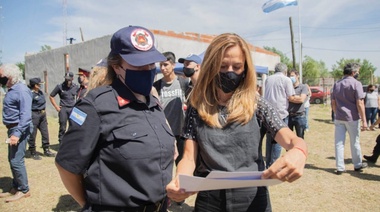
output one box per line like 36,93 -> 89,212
179,171 -> 282,192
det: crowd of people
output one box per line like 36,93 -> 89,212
0,24 -> 376,211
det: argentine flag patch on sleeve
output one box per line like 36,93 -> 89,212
69,107 -> 87,126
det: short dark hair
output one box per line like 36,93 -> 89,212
343,62 -> 360,75
163,51 -> 176,64
289,69 -> 299,76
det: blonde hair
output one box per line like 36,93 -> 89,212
85,55 -> 117,95
189,33 -> 257,128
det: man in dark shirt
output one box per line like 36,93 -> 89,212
288,69 -> 308,139
28,77 -> 55,160
49,72 -> 78,144
0,64 -> 32,202
76,68 -> 90,99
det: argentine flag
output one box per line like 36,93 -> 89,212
262,0 -> 298,13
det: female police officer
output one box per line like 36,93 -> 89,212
55,26 -> 175,212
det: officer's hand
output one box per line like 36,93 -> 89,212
8,135 -> 20,146
166,176 -> 196,203
56,106 -> 61,112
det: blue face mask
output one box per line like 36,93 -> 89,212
290,76 -> 296,84
124,67 -> 156,96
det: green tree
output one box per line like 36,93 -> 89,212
16,62 -> 25,78
263,46 -> 292,68
40,45 -> 52,52
331,58 -> 377,85
300,55 -> 328,86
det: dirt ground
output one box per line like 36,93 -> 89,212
0,104 -> 379,211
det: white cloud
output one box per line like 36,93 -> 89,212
2,0 -> 380,74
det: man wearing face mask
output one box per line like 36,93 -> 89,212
263,62 -> 296,168
331,62 -> 368,175
178,54 -> 202,99
49,72 -> 78,144
153,52 -> 189,168
55,25 -> 174,211
288,69 -> 308,139
76,68 -> 91,100
0,64 -> 33,202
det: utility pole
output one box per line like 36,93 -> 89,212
298,0 -> 303,83
289,17 -> 296,69
67,38 -> 76,44
80,27 -> 84,41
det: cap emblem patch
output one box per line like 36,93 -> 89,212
131,29 -> 153,51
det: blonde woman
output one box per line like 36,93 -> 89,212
166,33 -> 307,211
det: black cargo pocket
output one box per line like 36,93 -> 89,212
111,124 -> 151,159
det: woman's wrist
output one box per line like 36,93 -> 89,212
292,146 -> 307,158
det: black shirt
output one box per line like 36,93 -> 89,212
31,89 -> 46,111
55,79 -> 175,207
50,82 -> 78,107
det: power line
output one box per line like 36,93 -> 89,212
302,26 -> 380,30
304,46 -> 380,53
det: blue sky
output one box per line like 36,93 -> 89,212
1,0 -> 380,75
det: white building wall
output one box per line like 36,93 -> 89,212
25,33 -> 279,116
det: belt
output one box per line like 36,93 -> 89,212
6,123 -> 18,129
32,109 -> 45,114
289,112 -> 305,117
90,198 -> 166,212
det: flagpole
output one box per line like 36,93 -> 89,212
298,0 -> 302,83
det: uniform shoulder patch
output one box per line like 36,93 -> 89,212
69,107 -> 87,126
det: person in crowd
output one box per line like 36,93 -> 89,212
76,68 -> 91,100
330,87 -> 335,122
331,62 -> 368,175
369,116 -> 380,131
364,84 -> 380,129
166,33 -> 307,211
363,134 -> 380,163
85,58 -> 113,94
28,77 -> 55,160
263,62 -> 296,168
178,53 -> 202,99
0,64 -> 33,202
55,25 -> 174,212
304,84 -> 312,132
49,72 -> 78,144
153,52 -> 189,167
288,69 -> 309,139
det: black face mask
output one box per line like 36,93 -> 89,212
353,73 -> 359,79
0,76 -> 8,85
216,71 -> 245,93
77,77 -> 83,84
183,67 -> 195,77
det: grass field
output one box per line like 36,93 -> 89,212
0,104 -> 379,211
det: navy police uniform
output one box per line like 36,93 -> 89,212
50,81 -> 78,143
56,79 -> 174,211
28,88 -> 50,150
